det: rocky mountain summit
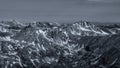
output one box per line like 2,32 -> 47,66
0,20 -> 120,68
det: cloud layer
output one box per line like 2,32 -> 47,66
0,0 -> 120,22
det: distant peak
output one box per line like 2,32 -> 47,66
73,21 -> 94,27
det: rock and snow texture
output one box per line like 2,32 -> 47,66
0,20 -> 120,68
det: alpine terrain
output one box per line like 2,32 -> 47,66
0,20 -> 120,68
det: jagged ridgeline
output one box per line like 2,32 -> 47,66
0,20 -> 120,68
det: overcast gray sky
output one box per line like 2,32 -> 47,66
0,0 -> 120,22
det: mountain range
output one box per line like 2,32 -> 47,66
0,20 -> 120,68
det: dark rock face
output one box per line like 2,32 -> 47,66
0,20 -> 120,68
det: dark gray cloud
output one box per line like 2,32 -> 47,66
0,0 -> 120,22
